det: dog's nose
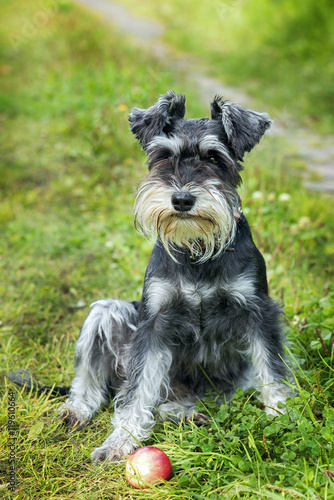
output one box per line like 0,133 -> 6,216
171,192 -> 196,212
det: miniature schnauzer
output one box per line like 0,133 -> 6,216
10,92 -> 290,463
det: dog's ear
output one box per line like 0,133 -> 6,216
129,91 -> 186,150
210,96 -> 272,161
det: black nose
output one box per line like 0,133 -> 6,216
171,192 -> 196,212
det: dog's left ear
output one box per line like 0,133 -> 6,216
129,91 -> 186,150
210,96 -> 272,161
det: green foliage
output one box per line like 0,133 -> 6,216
149,391 -> 334,498
117,0 -> 334,133
0,0 -> 333,499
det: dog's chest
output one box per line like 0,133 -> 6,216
146,272 -> 258,321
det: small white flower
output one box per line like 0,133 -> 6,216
72,300 -> 86,309
292,315 -> 300,325
298,216 -> 311,230
252,191 -> 263,200
262,253 -> 272,264
289,224 -> 299,235
275,264 -> 285,275
278,193 -> 291,202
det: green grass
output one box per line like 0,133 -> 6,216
113,0 -> 334,134
0,1 -> 334,499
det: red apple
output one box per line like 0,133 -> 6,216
125,446 -> 172,489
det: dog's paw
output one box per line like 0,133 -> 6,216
91,445 -> 123,463
91,441 -> 136,463
91,432 -> 139,463
185,411 -> 210,425
58,408 -> 89,431
156,401 -> 209,425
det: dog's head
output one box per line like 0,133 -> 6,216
130,91 -> 271,262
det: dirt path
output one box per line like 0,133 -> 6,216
74,0 -> 334,194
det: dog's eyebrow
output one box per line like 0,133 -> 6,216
147,136 -> 186,156
199,135 -> 233,162
147,134 -> 234,164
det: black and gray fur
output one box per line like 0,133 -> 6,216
11,92 -> 290,462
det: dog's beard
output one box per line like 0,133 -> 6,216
134,179 -> 237,263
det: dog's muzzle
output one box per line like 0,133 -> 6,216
134,178 -> 240,262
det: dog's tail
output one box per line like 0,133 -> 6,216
7,369 -> 70,397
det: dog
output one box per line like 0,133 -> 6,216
9,92 -> 289,463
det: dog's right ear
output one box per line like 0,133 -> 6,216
129,91 -> 186,150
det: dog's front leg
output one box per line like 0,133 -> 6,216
248,322 -> 289,416
91,330 -> 173,462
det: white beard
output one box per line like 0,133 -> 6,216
134,179 -> 238,263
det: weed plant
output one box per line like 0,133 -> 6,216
0,1 -> 333,499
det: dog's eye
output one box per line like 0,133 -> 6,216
204,150 -> 220,165
208,155 -> 219,165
